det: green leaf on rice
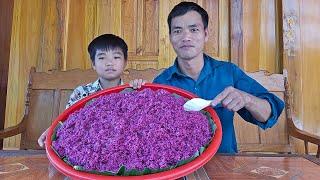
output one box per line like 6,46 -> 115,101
51,121 -> 62,141
174,156 -> 196,168
73,165 -> 84,171
116,165 -> 126,175
74,166 -> 116,176
51,145 -> 64,159
200,146 -> 206,154
142,168 -> 152,175
63,157 -> 73,166
123,169 -> 140,176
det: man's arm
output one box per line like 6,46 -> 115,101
211,86 -> 271,123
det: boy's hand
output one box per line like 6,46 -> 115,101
38,128 -> 49,148
129,79 -> 146,89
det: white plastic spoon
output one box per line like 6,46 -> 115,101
183,98 -> 212,111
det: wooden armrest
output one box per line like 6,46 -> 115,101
289,117 -> 320,145
288,116 -> 320,158
0,117 -> 26,139
292,128 -> 320,144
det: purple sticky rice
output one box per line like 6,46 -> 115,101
53,88 -> 212,172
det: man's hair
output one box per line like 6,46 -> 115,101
167,1 -> 209,34
87,34 -> 128,64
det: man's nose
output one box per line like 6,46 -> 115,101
182,31 -> 192,41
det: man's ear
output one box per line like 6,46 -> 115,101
124,59 -> 128,67
204,28 -> 209,42
92,62 -> 96,70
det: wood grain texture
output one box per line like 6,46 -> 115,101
0,0 -> 14,149
4,0 -> 315,152
218,0 -> 230,60
202,0 -> 219,57
205,154 -> 320,179
230,0 -> 243,67
0,152 -> 319,179
4,0 -> 43,149
282,0 -> 320,155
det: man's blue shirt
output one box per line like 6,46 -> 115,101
153,54 -> 284,153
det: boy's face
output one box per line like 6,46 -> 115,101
92,48 -> 127,81
169,10 -> 208,61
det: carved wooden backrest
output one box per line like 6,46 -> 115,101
234,71 -> 289,153
21,67 -> 163,149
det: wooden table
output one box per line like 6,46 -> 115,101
0,150 -> 319,179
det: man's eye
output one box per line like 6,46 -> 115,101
191,28 -> 199,32
173,29 -> 181,34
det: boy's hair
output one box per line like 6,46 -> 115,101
167,2 -> 209,34
87,34 -> 128,64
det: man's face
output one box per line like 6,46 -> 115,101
169,11 -> 208,61
93,49 -> 127,81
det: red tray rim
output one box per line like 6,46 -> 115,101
46,83 -> 222,180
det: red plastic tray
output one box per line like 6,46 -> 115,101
46,83 -> 222,180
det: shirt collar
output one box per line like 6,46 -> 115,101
166,54 -> 218,81
95,78 -> 124,90
92,79 -> 103,90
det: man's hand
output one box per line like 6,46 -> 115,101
211,86 -> 251,112
129,79 -> 146,89
211,86 -> 271,122
38,128 -> 49,148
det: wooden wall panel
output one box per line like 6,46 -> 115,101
140,0 -> 159,56
4,0 -> 287,149
37,0 -> 61,72
158,0 -> 182,69
0,0 -> 14,149
4,0 -> 43,148
283,0 -> 319,154
65,0 -> 89,69
203,0 -> 219,57
300,0 -> 320,136
243,0 -> 261,71
122,0 -> 138,55
299,0 -> 320,153
242,0 -> 279,72
97,0 -> 121,36
218,0 -> 230,60
230,0 -> 243,66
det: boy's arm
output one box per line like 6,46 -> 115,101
65,88 -> 83,109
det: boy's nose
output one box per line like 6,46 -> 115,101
105,60 -> 113,66
105,62 -> 112,67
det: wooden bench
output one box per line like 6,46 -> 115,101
0,67 -> 319,157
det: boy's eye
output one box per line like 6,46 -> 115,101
98,57 -> 105,60
114,56 -> 121,59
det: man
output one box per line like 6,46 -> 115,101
153,2 -> 284,153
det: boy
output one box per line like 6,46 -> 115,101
38,34 -> 144,147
